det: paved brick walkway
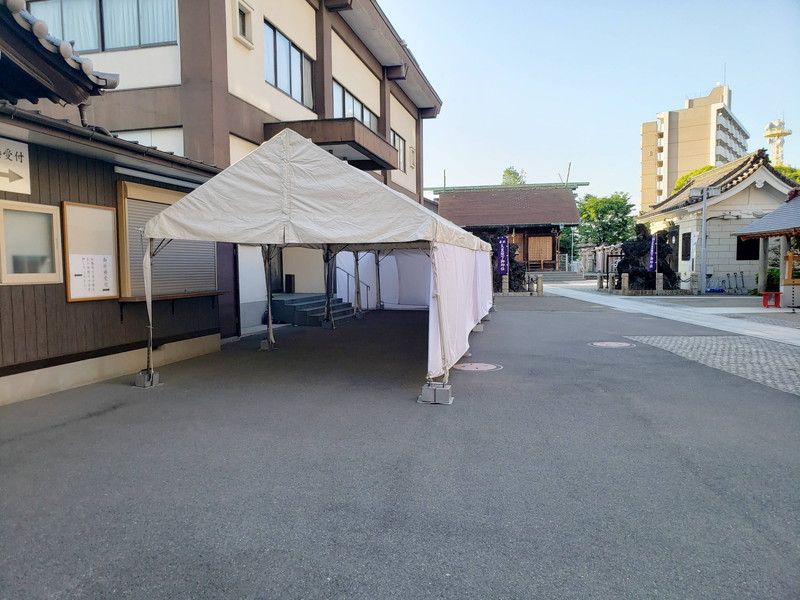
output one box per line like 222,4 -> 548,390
626,335 -> 800,396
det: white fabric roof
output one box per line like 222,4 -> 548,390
145,128 -> 489,253
143,128 -> 493,381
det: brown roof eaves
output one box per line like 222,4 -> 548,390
0,102 -> 220,180
0,0 -> 119,105
437,187 -> 579,228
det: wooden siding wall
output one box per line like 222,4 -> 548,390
0,144 -> 219,375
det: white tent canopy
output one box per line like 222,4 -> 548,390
144,128 -> 492,381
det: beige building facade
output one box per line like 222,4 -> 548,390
640,85 -> 749,213
24,0 -> 442,338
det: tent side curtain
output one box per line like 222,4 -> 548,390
427,244 -> 493,379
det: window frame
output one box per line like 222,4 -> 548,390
331,79 -> 379,133
263,20 -> 314,110
0,199 -> 63,285
27,0 -> 178,53
391,130 -> 406,173
233,0 -> 254,49
681,232 -> 691,261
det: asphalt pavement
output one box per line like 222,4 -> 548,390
1,288 -> 798,599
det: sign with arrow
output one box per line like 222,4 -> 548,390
0,138 -> 30,195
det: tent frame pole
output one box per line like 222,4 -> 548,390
374,251 -> 383,309
353,250 -> 363,318
260,244 -> 276,350
134,237 -> 160,388
322,245 -> 335,329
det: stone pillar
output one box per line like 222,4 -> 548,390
621,273 -> 629,294
502,274 -> 509,294
757,237 -> 769,293
690,273 -> 699,294
780,236 -> 789,282
537,274 -> 543,297
655,273 -> 663,294
597,273 -> 604,290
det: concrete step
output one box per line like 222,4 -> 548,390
301,303 -> 356,326
271,293 -> 356,326
528,272 -> 594,282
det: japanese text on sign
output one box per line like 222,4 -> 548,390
496,236 -> 509,275
0,138 -> 30,194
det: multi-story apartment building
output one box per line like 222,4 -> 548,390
25,0 -> 441,338
640,85 -> 749,213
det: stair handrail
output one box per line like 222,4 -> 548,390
335,266 -> 371,310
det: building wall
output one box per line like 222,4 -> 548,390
114,128 -> 185,156
640,121 -> 659,212
226,0 -> 318,123
229,135 -> 259,163
0,144 -> 219,379
389,94 -> 417,194
642,180 -> 786,290
331,32 -> 381,116
85,45 -> 181,90
283,248 -> 325,293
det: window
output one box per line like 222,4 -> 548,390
0,200 -> 63,285
118,183 -> 216,298
233,0 -> 253,48
28,0 -> 177,52
681,232 -> 691,261
391,130 -> 406,172
331,80 -> 378,132
264,21 -> 313,110
736,237 -> 759,261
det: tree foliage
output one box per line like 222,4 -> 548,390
774,164 -> 800,185
576,192 -> 635,247
501,166 -> 526,185
673,165 -> 713,192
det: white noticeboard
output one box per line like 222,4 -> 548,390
0,138 -> 31,195
63,202 -> 119,301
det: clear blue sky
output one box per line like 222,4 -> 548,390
378,0 -> 800,202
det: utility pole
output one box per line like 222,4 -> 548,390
690,186 -> 721,294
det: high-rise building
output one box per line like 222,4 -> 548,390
640,85 -> 749,213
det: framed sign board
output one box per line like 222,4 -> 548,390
62,202 -> 119,301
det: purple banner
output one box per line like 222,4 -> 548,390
497,236 -> 509,275
647,233 -> 657,272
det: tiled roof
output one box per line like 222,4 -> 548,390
733,188 -> 800,239
0,0 -> 119,105
641,149 -> 797,218
437,186 -> 579,227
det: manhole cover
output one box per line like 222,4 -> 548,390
452,362 -> 503,371
589,342 -> 636,348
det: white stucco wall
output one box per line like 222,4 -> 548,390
226,0 -> 317,121
229,135 -> 259,163
642,175 -> 788,290
331,32 -> 380,115
86,45 -> 181,89
388,94 -> 417,194
283,247 -> 324,293
114,128 -> 184,156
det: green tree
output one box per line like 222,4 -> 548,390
576,192 -> 635,246
501,166 -> 526,185
673,165 -> 714,192
774,164 -> 800,185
